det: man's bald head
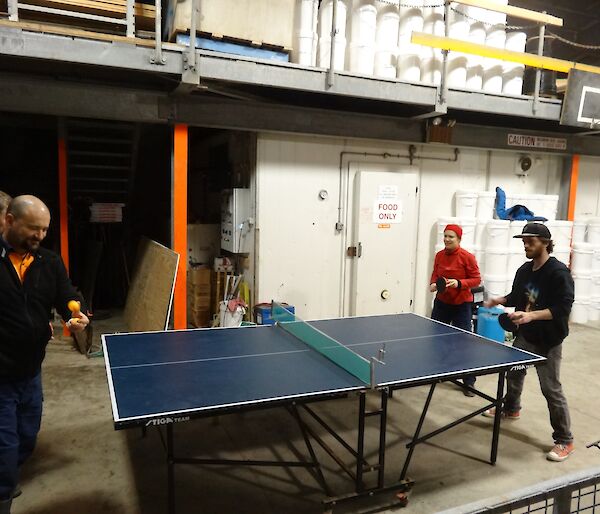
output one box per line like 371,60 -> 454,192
7,195 -> 50,220
5,195 -> 51,254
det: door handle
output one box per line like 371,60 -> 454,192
347,242 -> 362,258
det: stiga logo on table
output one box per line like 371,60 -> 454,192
509,364 -> 534,371
146,416 -> 190,427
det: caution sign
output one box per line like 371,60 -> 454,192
373,200 -> 402,224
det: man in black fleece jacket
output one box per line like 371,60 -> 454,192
0,195 -> 89,514
484,222 -> 575,462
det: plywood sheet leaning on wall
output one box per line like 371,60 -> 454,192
124,237 -> 179,333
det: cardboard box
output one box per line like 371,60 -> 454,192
189,266 -> 212,286
165,0 -> 295,49
190,308 -> 211,328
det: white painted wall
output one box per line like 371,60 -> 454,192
254,133 -> 565,320
575,156 -> 600,218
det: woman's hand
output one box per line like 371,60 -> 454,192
445,279 -> 459,289
429,283 -> 437,292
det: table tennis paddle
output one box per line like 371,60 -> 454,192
435,277 -> 447,293
498,312 -> 518,333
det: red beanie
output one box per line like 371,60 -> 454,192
444,224 -> 462,239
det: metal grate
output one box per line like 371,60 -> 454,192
436,467 -> 600,514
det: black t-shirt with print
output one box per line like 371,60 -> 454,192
504,256 -> 574,348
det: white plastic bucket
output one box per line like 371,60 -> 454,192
502,65 -> 525,96
447,55 -> 467,88
349,44 -> 375,74
397,53 -> 421,81
437,216 -> 461,245
475,218 -> 488,247
374,6 -> 399,78
374,50 -> 398,78
573,220 -> 587,243
504,31 -> 526,52
571,243 -> 594,273
484,274 -> 509,298
553,246 -> 571,267
420,51 -> 442,85
592,246 -> 600,273
485,248 -> 508,275
295,34 -> 318,66
485,220 -> 510,249
546,220 -> 573,248
482,65 -> 503,94
592,275 -> 600,297
455,190 -> 478,218
318,36 -> 346,69
587,218 -> 600,245
572,271 -> 592,300
502,31 -> 526,95
318,0 -> 347,39
588,297 -> 600,322
351,2 -> 377,46
476,191 -> 496,219
570,300 -> 589,324
466,64 -> 483,90
460,218 -> 477,246
538,195 -> 559,221
507,247 -> 526,277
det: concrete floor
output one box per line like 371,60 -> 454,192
10,315 -> 600,514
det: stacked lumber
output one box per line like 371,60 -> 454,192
0,0 -> 155,35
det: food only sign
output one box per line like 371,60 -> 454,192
373,201 -> 402,223
373,185 -> 402,228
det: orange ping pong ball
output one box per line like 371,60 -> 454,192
68,300 -> 80,312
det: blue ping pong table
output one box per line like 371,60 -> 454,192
103,309 -> 545,513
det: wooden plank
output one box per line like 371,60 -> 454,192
18,0 -> 155,18
453,0 -> 563,27
0,18 -> 159,44
124,237 -> 179,332
412,32 -> 600,75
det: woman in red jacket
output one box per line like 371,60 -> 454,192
429,223 -> 482,395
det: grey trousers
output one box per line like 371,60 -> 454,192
504,333 -> 573,445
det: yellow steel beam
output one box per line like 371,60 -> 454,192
411,32 -> 600,75
452,0 -> 563,27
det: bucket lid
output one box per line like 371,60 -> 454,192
477,191 -> 496,197
573,242 -> 594,251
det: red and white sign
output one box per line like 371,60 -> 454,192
373,200 -> 402,224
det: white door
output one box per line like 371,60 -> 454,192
350,170 -> 418,316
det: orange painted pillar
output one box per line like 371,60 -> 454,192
567,155 -> 579,221
58,127 -> 71,336
172,124 -> 188,330
58,134 -> 69,271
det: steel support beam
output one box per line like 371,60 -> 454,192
1,72 -> 599,156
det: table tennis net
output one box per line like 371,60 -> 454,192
271,302 -> 371,385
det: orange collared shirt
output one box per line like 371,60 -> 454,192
8,252 -> 34,283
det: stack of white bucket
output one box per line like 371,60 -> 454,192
436,190 -> 565,300
292,0 -> 529,96
570,218 -> 600,324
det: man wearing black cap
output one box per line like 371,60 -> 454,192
484,222 -> 575,462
